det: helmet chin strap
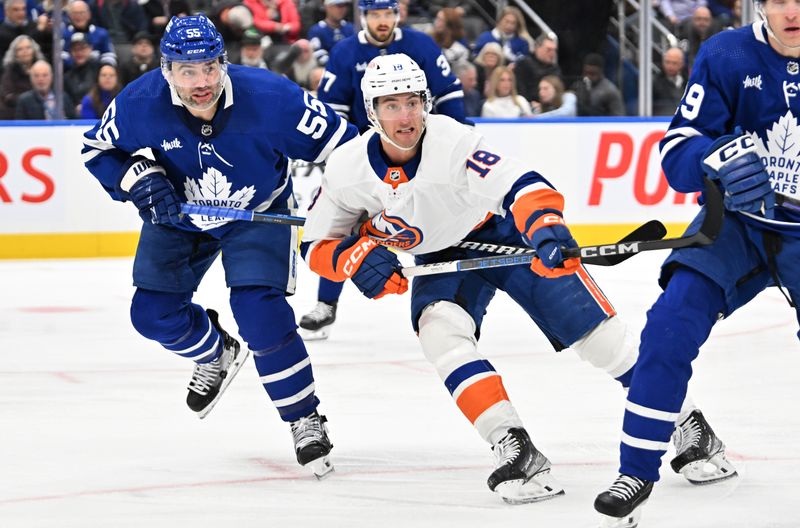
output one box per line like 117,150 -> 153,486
759,6 -> 800,51
375,123 -> 426,152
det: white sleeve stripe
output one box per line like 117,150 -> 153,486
83,137 -> 115,151
621,432 -> 671,452
659,135 -> 688,161
328,103 -> 350,112
663,126 -> 702,139
512,182 -> 551,205
259,357 -> 311,384
314,117 -> 348,163
625,400 -> 680,422
81,150 -> 102,163
434,90 -> 464,105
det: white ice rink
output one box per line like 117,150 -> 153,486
1,251 -> 799,528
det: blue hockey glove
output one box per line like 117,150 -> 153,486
346,237 -> 408,299
702,129 -> 775,218
119,156 -> 185,226
526,214 -> 581,278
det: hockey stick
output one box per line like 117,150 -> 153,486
777,192 -> 800,214
180,204 -> 306,226
401,178 -> 723,278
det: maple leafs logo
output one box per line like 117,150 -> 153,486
183,167 -> 256,230
751,110 -> 800,161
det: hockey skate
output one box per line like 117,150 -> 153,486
298,301 -> 337,341
186,309 -> 249,419
594,474 -> 653,528
290,410 -> 334,479
487,427 -> 565,504
670,409 -> 737,484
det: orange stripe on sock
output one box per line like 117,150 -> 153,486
455,375 -> 510,424
577,266 -> 616,316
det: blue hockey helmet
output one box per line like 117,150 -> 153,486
358,0 -> 398,12
160,15 -> 226,63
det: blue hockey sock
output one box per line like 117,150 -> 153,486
619,268 -> 726,481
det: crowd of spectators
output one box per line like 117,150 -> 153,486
0,0 -> 747,120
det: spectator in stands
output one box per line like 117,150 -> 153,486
307,0 -> 353,67
473,40 -> 504,98
79,63 -> 120,118
481,66 -> 532,118
90,0 -> 148,49
168,0 -> 190,18
454,61 -> 483,117
0,34 -> 42,118
139,0 -> 168,36
16,60 -> 75,119
531,74 -> 576,117
0,0 -> 48,60
245,0 -> 301,45
429,7 -> 469,71
653,46 -> 686,116
707,0 -> 735,24
571,52 -> 625,116
288,38 -> 317,89
237,28 -> 268,69
659,0 -> 708,27
64,31 -> 99,111
473,6 -> 533,63
515,32 -> 562,104
62,0 -> 116,67
678,6 -> 722,69
118,31 -> 158,85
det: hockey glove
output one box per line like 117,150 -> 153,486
702,128 -> 775,218
307,235 -> 408,299
118,156 -> 185,227
512,189 -> 580,278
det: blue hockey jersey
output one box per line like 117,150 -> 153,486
307,20 -> 354,66
659,21 -> 800,233
317,27 -> 466,131
82,64 -> 357,232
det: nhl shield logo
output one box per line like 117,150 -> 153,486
789,61 -> 799,75
388,169 -> 401,182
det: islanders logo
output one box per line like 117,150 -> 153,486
360,211 -> 423,250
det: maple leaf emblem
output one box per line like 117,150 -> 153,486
183,167 -> 256,230
752,109 -> 800,161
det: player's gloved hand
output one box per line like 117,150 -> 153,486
512,189 -> 580,278
702,128 -> 775,218
307,235 -> 408,299
524,213 -> 581,278
118,156 -> 185,226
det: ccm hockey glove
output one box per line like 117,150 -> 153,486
512,188 -> 581,278
118,155 -> 185,227
307,235 -> 408,299
702,128 -> 775,218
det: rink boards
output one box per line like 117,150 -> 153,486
0,117 -> 695,259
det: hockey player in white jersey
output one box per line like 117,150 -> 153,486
300,53 -> 732,503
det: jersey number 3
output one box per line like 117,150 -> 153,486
466,150 -> 501,178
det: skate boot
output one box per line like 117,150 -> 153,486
594,474 -> 653,528
298,301 -> 337,341
290,410 -> 334,479
186,309 -> 249,419
670,409 -> 737,484
487,427 -> 565,504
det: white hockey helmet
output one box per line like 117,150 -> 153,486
361,53 -> 432,130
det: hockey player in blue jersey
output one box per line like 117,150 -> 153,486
595,1 -> 800,525
307,0 -> 354,67
298,0 -> 467,340
81,14 -> 358,478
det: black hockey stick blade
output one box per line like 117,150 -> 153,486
566,177 -> 724,265
586,219 -> 667,266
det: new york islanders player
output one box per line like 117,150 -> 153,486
298,0 -> 467,341
81,15 -> 357,478
594,1 -> 800,525
300,53 -> 726,503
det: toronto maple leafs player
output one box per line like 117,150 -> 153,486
594,1 -> 800,526
300,53 -> 724,504
81,15 -> 357,478
297,0 -> 468,341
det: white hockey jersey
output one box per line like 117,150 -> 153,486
302,114 -> 553,255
